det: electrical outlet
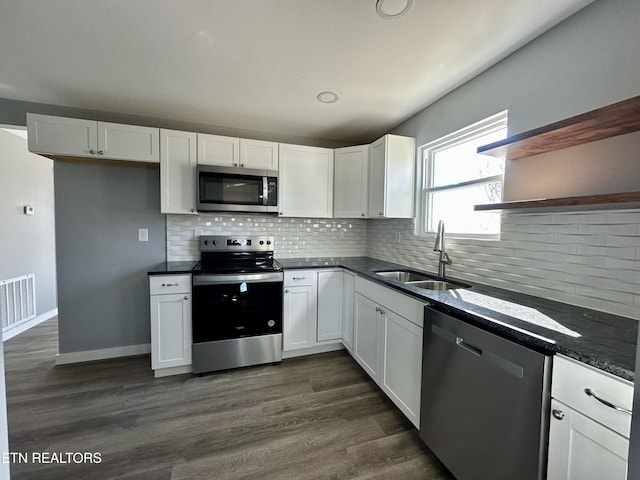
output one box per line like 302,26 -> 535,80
138,228 -> 149,242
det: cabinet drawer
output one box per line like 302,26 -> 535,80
284,270 -> 318,287
149,275 -> 191,295
552,355 -> 633,438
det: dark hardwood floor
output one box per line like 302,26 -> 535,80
4,318 -> 453,479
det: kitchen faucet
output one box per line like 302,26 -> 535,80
433,220 -> 452,278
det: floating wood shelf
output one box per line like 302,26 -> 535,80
477,95 -> 640,160
475,192 -> 640,212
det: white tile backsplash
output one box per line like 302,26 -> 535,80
166,209 -> 640,320
366,210 -> 640,320
166,213 -> 367,261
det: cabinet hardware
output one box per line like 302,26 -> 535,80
552,409 -> 565,420
191,208 -> 196,212
98,150 -> 104,155
379,212 -> 383,216
89,149 -> 96,154
379,309 -> 385,315
292,277 -> 305,280
184,296 -> 189,300
233,163 -> 238,167
361,213 -> 365,216
284,289 -> 289,293
240,163 -> 245,167
584,388 -> 632,414
162,283 -> 179,287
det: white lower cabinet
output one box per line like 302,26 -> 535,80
149,275 -> 192,377
547,355 -> 633,480
283,269 -> 343,355
353,277 -> 425,427
548,398 -> 629,480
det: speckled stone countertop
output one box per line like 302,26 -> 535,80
147,261 -> 198,275
277,256 -> 637,381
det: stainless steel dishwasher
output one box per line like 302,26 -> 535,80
420,305 -> 552,480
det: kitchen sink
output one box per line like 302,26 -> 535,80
406,280 -> 466,290
375,270 -> 432,282
374,269 -> 469,290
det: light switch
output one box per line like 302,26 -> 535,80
138,228 -> 149,242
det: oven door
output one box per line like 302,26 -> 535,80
192,272 -> 283,343
197,165 -> 278,213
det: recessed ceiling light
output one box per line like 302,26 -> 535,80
317,91 -> 339,104
376,0 -> 414,19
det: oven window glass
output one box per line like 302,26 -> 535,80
199,172 -> 264,206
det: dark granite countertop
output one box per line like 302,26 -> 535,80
147,261 -> 199,275
277,256 -> 637,381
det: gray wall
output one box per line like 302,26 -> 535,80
391,0 -> 640,148
0,129 -> 57,316
54,161 -> 165,353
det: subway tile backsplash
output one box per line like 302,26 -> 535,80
167,209 -> 639,320
367,210 -> 640,320
166,213 -> 368,261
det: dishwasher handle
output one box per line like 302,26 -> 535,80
456,338 -> 482,357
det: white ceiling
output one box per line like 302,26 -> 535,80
0,0 -> 593,144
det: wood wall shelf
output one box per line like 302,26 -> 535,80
475,192 -> 640,212
477,95 -> 640,160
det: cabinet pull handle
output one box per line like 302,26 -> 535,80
89,149 -> 96,154
552,409 -> 564,420
98,150 -> 104,155
378,212 -> 383,216
584,388 -> 631,414
292,277 -> 305,280
233,163 -> 238,167
184,296 -> 189,300
240,163 -> 245,167
284,289 -> 289,293
162,283 -> 179,287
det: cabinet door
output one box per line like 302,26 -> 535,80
317,271 -> 343,342
353,293 -> 381,381
334,145 -> 369,218
240,139 -> 278,170
27,113 -> 97,157
381,309 -> 422,427
150,293 -> 192,370
197,133 -> 239,166
279,144 -> 334,218
341,272 -> 355,351
160,129 -> 197,214
283,285 -> 317,351
97,122 -> 159,163
547,399 -> 629,480
367,136 -> 386,217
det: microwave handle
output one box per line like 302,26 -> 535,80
262,176 -> 268,206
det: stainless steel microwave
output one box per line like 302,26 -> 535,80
196,165 -> 278,213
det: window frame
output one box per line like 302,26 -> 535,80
415,111 -> 508,240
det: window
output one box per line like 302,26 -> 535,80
417,111 -> 508,238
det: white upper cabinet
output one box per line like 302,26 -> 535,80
26,113 -> 159,163
240,139 -> 278,170
160,129 -> 197,215
197,134 -> 278,170
197,133 -> 240,167
279,143 -> 334,218
367,134 -> 415,218
27,114 -> 97,157
97,121 -> 159,163
334,144 -> 369,218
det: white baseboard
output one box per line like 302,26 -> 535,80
55,343 -> 151,365
282,342 -> 344,359
2,308 -> 58,342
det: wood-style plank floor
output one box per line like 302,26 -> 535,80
4,318 -> 453,479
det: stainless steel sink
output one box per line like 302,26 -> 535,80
375,270 -> 431,282
374,269 -> 469,290
406,280 -> 465,290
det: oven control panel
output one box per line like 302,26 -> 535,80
200,235 -> 274,252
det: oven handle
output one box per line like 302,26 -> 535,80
193,272 -> 284,285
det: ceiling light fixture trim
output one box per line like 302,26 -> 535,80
317,91 -> 340,104
375,0 -> 414,19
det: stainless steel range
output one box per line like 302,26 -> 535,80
191,235 -> 283,374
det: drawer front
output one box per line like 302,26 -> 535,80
552,355 -> 633,438
149,275 -> 191,295
355,276 -> 425,327
284,269 -> 320,287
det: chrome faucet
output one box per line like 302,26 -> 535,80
433,220 -> 452,278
